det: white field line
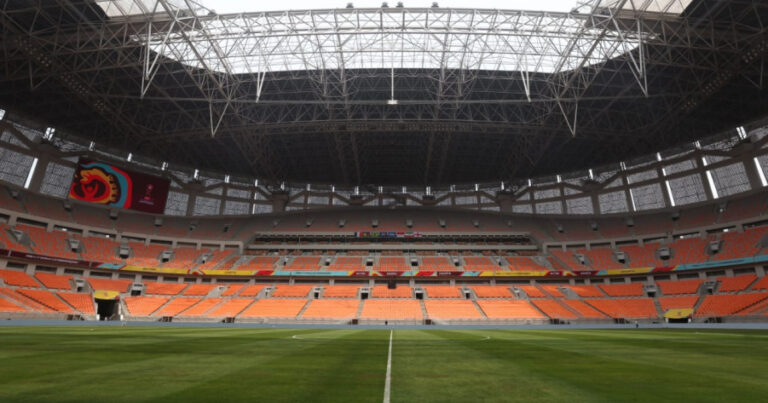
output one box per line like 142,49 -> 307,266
383,330 -> 393,403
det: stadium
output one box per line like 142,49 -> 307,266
1,0 -> 768,401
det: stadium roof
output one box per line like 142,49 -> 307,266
0,0 -> 767,186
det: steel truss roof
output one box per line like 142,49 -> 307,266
0,0 -> 767,186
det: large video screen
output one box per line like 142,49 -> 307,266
68,159 -> 170,214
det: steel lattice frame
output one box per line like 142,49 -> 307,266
0,0 -> 767,186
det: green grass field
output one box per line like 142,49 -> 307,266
0,326 -> 767,402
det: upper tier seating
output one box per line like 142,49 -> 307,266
675,205 -> 718,231
19,225 -> 77,259
505,256 -> 548,271
424,300 -> 483,320
423,285 -> 462,298
301,299 -> 360,320
549,249 -> 588,272
0,269 -> 39,287
220,284 -> 245,297
586,298 -> 657,319
471,285 -> 513,298
322,285 -> 360,298
598,283 -> 645,297
620,242 -> 664,268
666,237 -> 711,266
476,300 -> 545,320
235,256 -> 278,271
420,256 -> 455,271
87,278 -> 132,293
580,247 -> 624,270
77,235 -> 121,264
286,256 -> 321,271
143,281 -> 187,295
124,296 -> 169,316
163,247 -> 202,269
34,272 -> 71,290
0,224 -> 30,252
695,293 -> 768,317
751,276 -> 768,291
371,285 -> 412,298
359,299 -> 423,320
718,194 -> 768,224
327,257 -> 363,271
657,279 -> 702,295
530,299 -> 579,320
239,299 -> 308,318
272,284 -> 314,298
23,194 -> 71,222
712,226 -> 768,261
717,275 -> 758,292
462,256 -> 498,271
376,257 -> 410,272
126,242 -> 167,267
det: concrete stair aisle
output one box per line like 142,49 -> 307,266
295,299 -> 313,319
419,299 -> 428,320
653,297 -> 664,317
555,299 -> 584,318
471,299 -> 487,319
355,299 -> 365,318
149,296 -> 177,317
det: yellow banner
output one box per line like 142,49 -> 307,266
664,308 -> 693,319
479,271 -> 550,277
121,265 -> 189,275
601,267 -> 653,276
93,290 -> 119,300
200,270 -> 255,277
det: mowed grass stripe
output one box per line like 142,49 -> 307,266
0,327 -> 767,402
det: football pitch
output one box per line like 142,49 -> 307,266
0,326 -> 767,402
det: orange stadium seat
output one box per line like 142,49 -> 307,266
0,269 -> 40,287
0,287 -> 53,312
424,300 -> 483,320
17,289 -> 74,313
549,249 -> 588,272
220,284 -> 246,297
620,243 -> 664,267
164,247 -> 202,269
234,256 -> 278,271
580,247 -> 623,270
286,256 -> 321,271
565,285 -> 604,298
327,257 -> 363,271
471,285 -> 513,298
713,226 -> 768,260
518,285 -> 547,298
598,283 -> 645,297
586,298 -> 657,319
506,256 -> 548,271
197,249 -> 237,270
560,300 -> 607,319
423,285 -> 461,298
717,274 -> 758,292
19,225 -> 77,259
463,256 -> 498,271
696,293 -> 768,317
539,285 -> 566,298
0,296 -> 26,313
154,298 -> 202,317
659,296 -> 699,312
126,242 -> 167,267
34,272 -> 72,290
182,284 -> 217,296
476,300 -> 545,320
179,298 -> 223,316
360,299 -> 423,320
0,224 -> 30,252
376,257 -> 410,272
143,281 -> 187,295
272,284 -> 314,298
124,296 -> 170,316
238,284 -> 267,297
207,298 -> 253,317
371,285 -> 412,298
657,279 -> 702,295
666,237 -> 710,266
530,299 -> 578,320
751,276 -> 768,291
301,299 -> 360,320
420,257 -> 455,271
239,299 -> 308,318
57,292 -> 95,314
322,285 -> 360,298
77,235 -> 121,264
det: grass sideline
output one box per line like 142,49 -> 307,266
0,327 -> 767,402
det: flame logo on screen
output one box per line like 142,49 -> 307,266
69,163 -> 132,208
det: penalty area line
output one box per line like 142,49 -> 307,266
383,330 -> 393,403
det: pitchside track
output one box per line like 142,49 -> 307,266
0,327 -> 767,402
